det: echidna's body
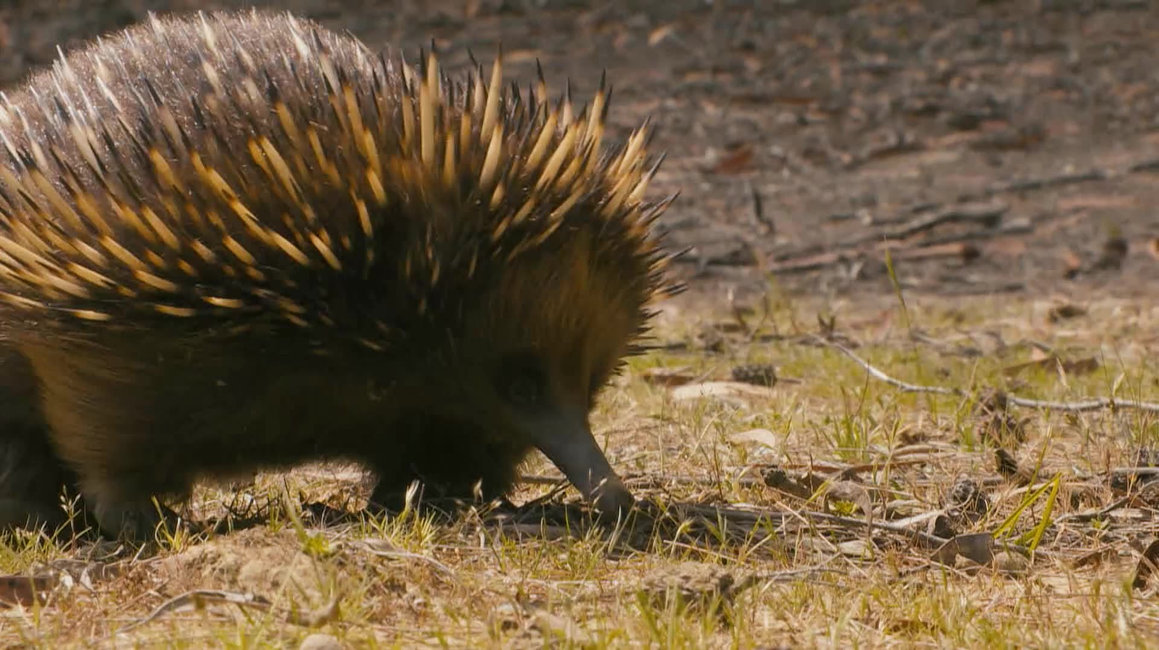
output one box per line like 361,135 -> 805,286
0,11 -> 673,538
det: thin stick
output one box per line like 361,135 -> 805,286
824,339 -> 1159,413
115,589 -> 340,634
826,340 -> 958,396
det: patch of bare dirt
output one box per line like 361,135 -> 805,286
156,528 -> 325,597
2,0 -> 1158,305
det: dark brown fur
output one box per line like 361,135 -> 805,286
0,11 -> 672,539
0,346 -> 77,530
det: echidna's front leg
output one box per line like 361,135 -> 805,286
17,340 -> 191,541
34,411 -> 177,541
81,485 -> 185,541
0,344 -> 76,531
366,415 -> 529,510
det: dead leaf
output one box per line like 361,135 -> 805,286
761,467 -> 814,499
1060,357 -> 1100,375
836,539 -> 874,558
711,145 -> 755,175
502,49 -> 541,64
931,532 -> 995,566
731,363 -> 777,387
979,410 -> 1027,446
823,480 -> 873,517
1047,303 -> 1087,322
992,551 -> 1030,575
1092,234 -> 1128,271
994,448 -> 1025,483
1056,194 -> 1137,211
944,478 -> 990,521
530,610 -> 594,645
1062,249 -> 1083,278
891,510 -> 955,539
727,428 -> 780,451
648,24 -> 675,46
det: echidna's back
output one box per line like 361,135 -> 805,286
0,12 -> 398,327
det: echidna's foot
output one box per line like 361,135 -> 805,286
367,477 -> 504,514
590,475 -> 635,519
366,436 -> 525,514
366,483 -> 410,513
88,495 -> 182,542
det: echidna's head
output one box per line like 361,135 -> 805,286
427,224 -> 658,512
379,118 -> 670,510
345,39 -> 676,511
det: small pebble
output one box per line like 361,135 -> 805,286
992,551 -> 1030,576
299,633 -> 343,650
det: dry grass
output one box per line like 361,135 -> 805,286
4,286 -> 1159,648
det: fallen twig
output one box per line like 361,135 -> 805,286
975,169 -> 1109,199
1054,495 -> 1132,524
823,338 -> 1159,413
733,565 -> 844,593
116,589 -> 340,635
884,201 -> 1007,240
346,539 -> 455,577
826,340 -> 957,396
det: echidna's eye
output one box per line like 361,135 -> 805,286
506,372 -> 542,407
497,353 -> 547,408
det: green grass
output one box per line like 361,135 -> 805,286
3,290 -> 1159,647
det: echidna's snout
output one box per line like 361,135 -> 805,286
529,411 -> 634,515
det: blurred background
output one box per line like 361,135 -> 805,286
2,0 -> 1156,304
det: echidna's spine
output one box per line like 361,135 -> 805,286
0,12 -> 676,340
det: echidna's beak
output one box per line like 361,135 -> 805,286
531,415 -> 634,515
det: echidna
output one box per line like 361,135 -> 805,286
0,11 -> 676,539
